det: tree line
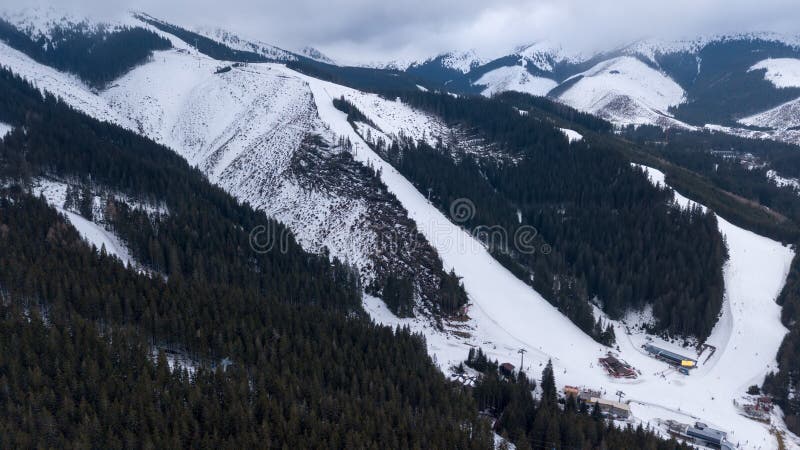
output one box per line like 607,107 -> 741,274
0,18 -> 171,88
341,92 -> 728,342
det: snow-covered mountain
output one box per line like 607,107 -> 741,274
299,46 -> 336,64
392,33 -> 800,143
2,7 -> 800,448
555,56 -> 688,128
193,25 -> 297,61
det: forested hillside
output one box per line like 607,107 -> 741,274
621,125 -> 800,242
347,92 -> 728,341
135,13 -> 426,92
764,253 -> 800,435
0,62 -> 701,448
0,18 -> 171,87
0,68 -> 492,448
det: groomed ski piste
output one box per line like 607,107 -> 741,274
293,69 -> 797,449
1,30 -> 797,448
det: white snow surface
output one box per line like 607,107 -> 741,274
0,42 -> 130,128
298,46 -> 336,65
741,96 -> 800,131
30,179 -> 136,267
558,56 -> 687,127
193,25 -> 297,61
767,169 -> 800,192
751,58 -> 800,88
515,41 -> 589,72
439,50 -> 487,74
0,5 -> 128,40
298,68 -> 796,448
0,122 -> 13,138
624,33 -> 800,65
5,37 -> 798,447
559,128 -> 583,143
475,65 -> 558,97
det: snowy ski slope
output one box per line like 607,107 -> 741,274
286,67 -> 795,448
2,32 -> 797,447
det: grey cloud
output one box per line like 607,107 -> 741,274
11,0 -> 800,63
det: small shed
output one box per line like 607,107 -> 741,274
499,362 -> 515,377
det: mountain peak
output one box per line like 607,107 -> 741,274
514,41 -> 590,72
299,46 -> 336,64
438,49 -> 487,73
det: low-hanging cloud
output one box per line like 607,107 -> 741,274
12,0 -> 800,64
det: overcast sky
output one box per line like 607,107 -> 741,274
16,0 -> 800,64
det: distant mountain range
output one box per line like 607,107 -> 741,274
3,6 -> 799,146
390,34 -> 800,139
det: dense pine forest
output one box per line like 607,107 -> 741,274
342,92 -> 728,342
764,254 -> 800,435
0,65 -> 700,448
0,67 -> 493,448
624,125 -> 800,224
0,18 -> 171,87
0,190 -> 492,448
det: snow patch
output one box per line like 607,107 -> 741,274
558,56 -> 687,128
767,169 -> 800,192
750,58 -> 800,88
30,179 -> 138,267
559,128 -> 583,143
475,65 -> 558,97
440,50 -> 487,74
0,122 -> 13,138
0,42 -> 130,128
515,41 -> 589,72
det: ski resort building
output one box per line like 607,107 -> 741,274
589,397 -> 631,419
686,422 -> 727,447
598,353 -> 637,378
642,344 -> 697,368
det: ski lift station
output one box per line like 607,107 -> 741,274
642,343 -> 697,368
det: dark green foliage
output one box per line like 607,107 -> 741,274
468,350 -> 691,450
764,252 -> 800,435
334,95 -> 379,128
466,347 -> 498,373
0,66 -> 494,447
363,91 -> 728,341
621,125 -> 800,242
540,360 -> 558,406
0,18 -> 171,88
493,91 -> 614,133
382,274 -> 415,317
0,194 -> 489,447
668,40 -> 800,125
